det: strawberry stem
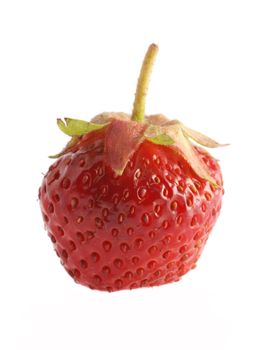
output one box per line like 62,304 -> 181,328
131,43 -> 159,122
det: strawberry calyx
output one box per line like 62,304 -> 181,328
52,113 -> 225,186
50,44 -> 227,186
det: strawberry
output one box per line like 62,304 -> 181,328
39,44 -> 226,292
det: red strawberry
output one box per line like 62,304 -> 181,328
39,44 -> 226,292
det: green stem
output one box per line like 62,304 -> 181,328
131,43 -> 159,122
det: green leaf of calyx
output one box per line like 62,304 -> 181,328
57,118 -> 107,137
147,134 -> 175,145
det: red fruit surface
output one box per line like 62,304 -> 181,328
39,128 -> 223,292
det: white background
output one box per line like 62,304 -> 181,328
0,1 -> 271,349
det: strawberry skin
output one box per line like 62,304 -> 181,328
39,129 -> 223,292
